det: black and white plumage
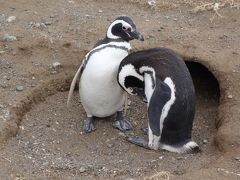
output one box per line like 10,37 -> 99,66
118,48 -> 199,153
67,16 -> 144,133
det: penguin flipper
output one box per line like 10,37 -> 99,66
67,63 -> 83,106
148,80 -> 171,136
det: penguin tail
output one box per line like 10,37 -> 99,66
161,141 -> 200,154
67,64 -> 83,107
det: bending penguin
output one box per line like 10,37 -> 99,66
118,48 -> 200,153
67,16 -> 144,133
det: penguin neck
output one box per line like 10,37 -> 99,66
94,37 -> 130,48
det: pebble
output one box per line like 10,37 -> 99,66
52,62 -> 61,71
2,34 -> 17,41
75,42 -> 81,49
118,132 -> 126,137
16,85 -> 24,92
98,10 -> 103,13
6,16 -> 16,23
0,50 -> 5,54
234,157 -> 240,161
148,0 -> 156,7
176,156 -> 184,160
44,21 -> 52,25
79,166 -> 87,173
203,139 -> 208,144
228,95 -> 233,99
107,144 -> 113,148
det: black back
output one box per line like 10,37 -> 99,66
119,48 -> 196,146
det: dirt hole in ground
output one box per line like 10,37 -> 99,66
1,58 -> 221,179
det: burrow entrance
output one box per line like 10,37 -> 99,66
0,58 -> 221,179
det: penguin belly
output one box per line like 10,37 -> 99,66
79,48 -> 128,117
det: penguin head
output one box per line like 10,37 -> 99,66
118,64 -> 147,102
107,16 -> 144,42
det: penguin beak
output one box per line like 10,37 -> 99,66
130,30 -> 144,41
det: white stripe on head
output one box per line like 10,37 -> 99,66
107,20 -> 132,39
118,64 -> 143,92
143,72 -> 155,105
139,66 -> 155,80
140,66 -> 156,104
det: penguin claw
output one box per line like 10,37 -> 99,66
113,119 -> 133,131
126,136 -> 151,150
141,127 -> 148,135
83,117 -> 96,133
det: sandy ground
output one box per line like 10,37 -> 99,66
0,0 -> 240,179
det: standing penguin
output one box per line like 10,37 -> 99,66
67,16 -> 144,133
118,48 -> 199,153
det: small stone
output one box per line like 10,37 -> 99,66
35,23 -> 41,28
176,156 -> 184,160
234,156 -> 240,161
203,139 -> 208,144
127,98 -> 132,106
118,132 -> 125,137
52,62 -> 61,71
165,16 -> 170,19
6,16 -> 16,22
40,23 -> 47,28
150,159 -> 157,163
228,95 -> 233,99
107,144 -> 113,148
98,10 -> 103,13
16,85 -> 24,92
0,50 -> 5,54
75,42 -> 81,49
2,34 -> 17,41
44,21 -> 52,25
79,166 -> 87,173
148,0 -> 156,7
159,156 -> 164,160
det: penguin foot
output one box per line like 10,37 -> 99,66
113,111 -> 133,131
126,136 -> 150,150
141,127 -> 148,135
83,117 -> 96,133
113,119 -> 133,131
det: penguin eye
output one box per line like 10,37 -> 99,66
122,26 -> 131,32
122,26 -> 127,30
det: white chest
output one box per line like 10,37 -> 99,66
79,44 -> 130,117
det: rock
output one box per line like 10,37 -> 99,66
203,139 -> 208,144
44,21 -> 52,25
159,156 -> 164,160
98,10 -> 103,13
52,62 -> 61,72
118,132 -> 126,137
148,0 -> 156,7
75,42 -> 81,49
6,16 -> 16,22
176,156 -> 184,160
228,95 -> 233,99
107,144 -> 113,148
0,50 -> 5,54
16,85 -> 24,92
234,156 -> 240,161
2,34 -> 17,41
79,166 -> 87,173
